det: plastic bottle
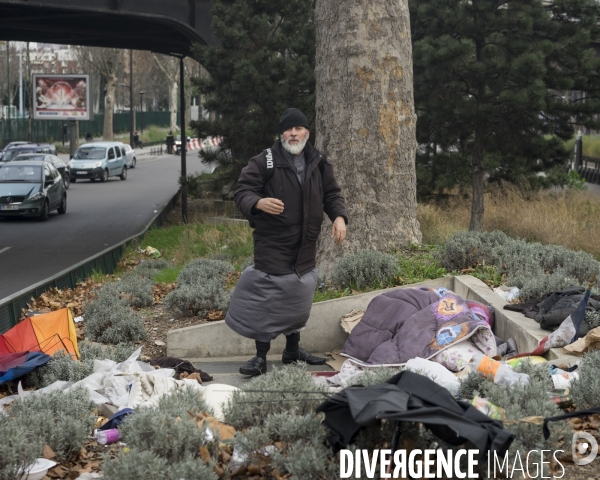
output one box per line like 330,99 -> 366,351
95,428 -> 120,445
470,353 -> 529,386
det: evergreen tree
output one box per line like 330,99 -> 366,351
190,0 -> 315,186
410,0 -> 600,229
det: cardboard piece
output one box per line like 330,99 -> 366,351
340,310 -> 365,334
325,350 -> 346,372
564,326 -> 600,354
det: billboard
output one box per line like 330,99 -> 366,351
33,74 -> 92,121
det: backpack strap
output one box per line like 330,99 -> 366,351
262,148 -> 325,188
263,148 -> 275,185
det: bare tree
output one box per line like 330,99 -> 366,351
77,47 -> 123,140
153,54 -> 179,132
0,42 -> 19,113
314,0 -> 421,274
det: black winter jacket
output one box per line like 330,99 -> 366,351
234,140 -> 347,276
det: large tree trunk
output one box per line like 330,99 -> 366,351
103,75 -> 116,140
169,80 -> 178,132
315,0 -> 421,274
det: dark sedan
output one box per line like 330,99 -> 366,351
12,153 -> 71,189
0,160 -> 67,221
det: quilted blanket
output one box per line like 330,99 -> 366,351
341,287 -> 496,366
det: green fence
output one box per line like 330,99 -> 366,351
0,189 -> 181,334
0,111 -> 176,147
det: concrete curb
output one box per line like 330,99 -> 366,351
167,278 -> 453,360
168,275 -> 581,366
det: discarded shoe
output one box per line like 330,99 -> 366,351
282,347 -> 326,365
239,356 -> 267,376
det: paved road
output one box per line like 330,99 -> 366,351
0,152 -> 209,300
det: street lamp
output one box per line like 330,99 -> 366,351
139,90 -> 145,135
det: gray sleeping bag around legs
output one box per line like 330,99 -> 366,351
225,265 -> 318,342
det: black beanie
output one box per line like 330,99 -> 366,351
279,108 -> 309,135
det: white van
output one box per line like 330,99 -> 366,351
69,141 -> 127,183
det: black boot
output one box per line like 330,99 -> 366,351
239,341 -> 270,376
239,356 -> 267,376
282,346 -> 326,365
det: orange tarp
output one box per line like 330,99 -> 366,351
0,308 -> 79,359
30,309 -> 79,358
0,319 -> 39,354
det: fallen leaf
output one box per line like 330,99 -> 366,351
199,446 -> 211,463
247,465 -> 262,475
43,444 -> 56,460
154,340 -> 166,346
230,465 -> 247,477
220,451 -> 231,463
214,464 -> 225,477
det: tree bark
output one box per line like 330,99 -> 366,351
315,0 -> 421,274
76,47 -> 121,140
103,75 -> 116,140
170,80 -> 178,132
153,54 -> 179,132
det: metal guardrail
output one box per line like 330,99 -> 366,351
0,189 -> 181,334
576,155 -> 600,184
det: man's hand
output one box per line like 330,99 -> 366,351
331,216 -> 346,245
256,198 -> 284,215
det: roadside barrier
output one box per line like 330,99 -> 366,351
0,189 -> 181,334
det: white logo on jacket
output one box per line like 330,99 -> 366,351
266,149 -> 273,169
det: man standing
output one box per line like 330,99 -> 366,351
166,131 -> 174,154
227,108 -> 348,376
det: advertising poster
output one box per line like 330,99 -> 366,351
33,74 -> 92,120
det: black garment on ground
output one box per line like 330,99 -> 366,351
316,371 -> 514,460
148,357 -> 213,382
504,286 -> 600,335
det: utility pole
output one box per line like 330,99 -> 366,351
18,42 -> 23,118
180,57 -> 187,223
27,42 -> 31,142
139,90 -> 145,134
6,41 -> 11,142
129,49 -> 134,148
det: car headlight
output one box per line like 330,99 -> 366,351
69,160 -> 74,168
27,192 -> 45,202
94,161 -> 102,168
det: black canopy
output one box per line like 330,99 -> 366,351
0,0 -> 221,55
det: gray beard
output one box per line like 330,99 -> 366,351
281,135 -> 308,155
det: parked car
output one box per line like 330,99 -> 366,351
0,160 -> 67,221
13,153 -> 71,189
1,143 -> 57,163
69,142 -> 127,182
121,144 -> 137,169
0,141 -> 30,161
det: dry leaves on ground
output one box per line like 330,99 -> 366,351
22,277 -> 109,319
41,440 -> 109,480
